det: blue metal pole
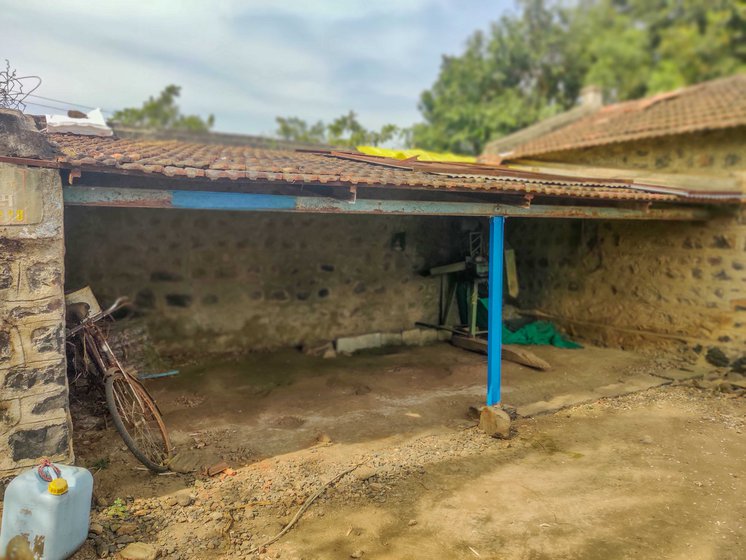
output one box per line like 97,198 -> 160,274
486,216 -> 505,406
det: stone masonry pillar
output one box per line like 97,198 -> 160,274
0,115 -> 71,477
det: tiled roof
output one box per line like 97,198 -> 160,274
39,133 -> 683,202
500,74 -> 746,160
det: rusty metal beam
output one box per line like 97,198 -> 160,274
62,186 -> 710,221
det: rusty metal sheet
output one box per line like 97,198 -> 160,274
0,132 -> 727,204
63,185 -> 711,220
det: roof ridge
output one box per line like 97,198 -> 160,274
486,73 -> 746,160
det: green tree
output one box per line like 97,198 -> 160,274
639,0 -> 746,92
275,111 -> 401,147
276,116 -> 326,144
412,0 -> 746,155
412,1 -> 582,155
110,85 -> 215,131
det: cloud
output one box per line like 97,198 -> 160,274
2,0 -> 509,136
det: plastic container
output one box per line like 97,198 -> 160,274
0,463 -> 93,560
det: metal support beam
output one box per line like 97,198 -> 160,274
63,186 -> 710,220
487,216 -> 505,406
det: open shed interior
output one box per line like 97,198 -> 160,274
2,112 -> 741,480
63,207 -> 472,358
62,202 -> 720,474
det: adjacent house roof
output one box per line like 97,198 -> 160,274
482,86 -> 603,157
482,74 -> 746,161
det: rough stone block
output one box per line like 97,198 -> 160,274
19,388 -> 68,422
0,330 -> 11,363
437,329 -> 453,341
1,359 -> 66,395
420,328 -> 439,345
0,163 -> 62,239
0,110 -> 57,159
30,323 -> 64,354
7,421 -> 69,463
0,260 -> 14,290
23,322 -> 65,364
336,332 -> 382,354
478,406 -> 511,439
118,542 -> 158,560
0,328 -> 24,367
401,328 -> 422,346
165,293 -> 192,307
7,297 -> 63,322
0,398 -> 20,430
24,259 -> 62,294
381,332 -> 403,347
402,328 -> 439,346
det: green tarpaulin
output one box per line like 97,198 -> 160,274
502,320 -> 582,349
476,297 -> 582,348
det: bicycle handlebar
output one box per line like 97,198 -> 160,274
66,296 -> 131,337
101,297 -> 131,319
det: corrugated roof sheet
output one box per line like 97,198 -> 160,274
38,133 -> 685,202
501,74 -> 746,160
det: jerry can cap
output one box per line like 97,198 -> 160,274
48,477 -> 69,495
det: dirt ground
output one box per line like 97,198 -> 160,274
7,343 -> 746,559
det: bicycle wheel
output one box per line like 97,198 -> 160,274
105,372 -> 172,473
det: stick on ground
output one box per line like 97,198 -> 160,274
247,461 -> 365,554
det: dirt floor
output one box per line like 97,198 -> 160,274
102,342 -> 684,469
5,343 -> 746,559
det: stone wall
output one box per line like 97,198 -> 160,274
507,128 -> 746,364
534,127 -> 745,175
0,163 -> 71,477
508,208 -> 745,359
64,207 -> 473,359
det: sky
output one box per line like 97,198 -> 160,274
2,0 -> 513,136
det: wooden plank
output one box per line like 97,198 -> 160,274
502,345 -> 551,370
508,159 -> 745,197
430,261 -> 467,275
504,248 -> 519,298
452,335 -> 551,371
451,334 -> 488,354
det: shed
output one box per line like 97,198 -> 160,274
0,96 -> 742,475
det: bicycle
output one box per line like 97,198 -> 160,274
65,294 -> 172,473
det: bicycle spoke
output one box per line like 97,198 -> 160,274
110,376 -> 170,467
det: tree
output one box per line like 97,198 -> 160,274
412,0 -> 746,155
276,116 -> 326,144
275,111 -> 401,147
110,85 -> 215,132
411,1 -> 582,155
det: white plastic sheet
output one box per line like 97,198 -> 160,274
45,108 -> 113,136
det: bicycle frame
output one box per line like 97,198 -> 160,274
67,299 -> 145,399
65,293 -> 172,472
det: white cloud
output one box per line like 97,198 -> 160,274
1,0 -> 506,135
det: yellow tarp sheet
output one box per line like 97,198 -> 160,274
356,146 -> 476,163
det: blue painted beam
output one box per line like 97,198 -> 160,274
173,190 -> 296,211
486,216 -> 505,406
62,186 -> 709,220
